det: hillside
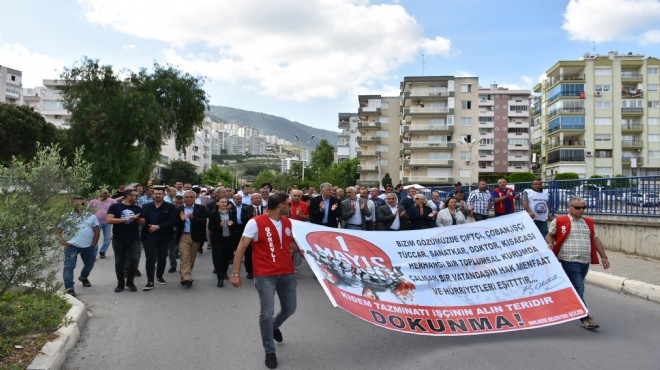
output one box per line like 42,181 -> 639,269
206,105 -> 338,148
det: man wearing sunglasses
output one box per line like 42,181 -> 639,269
546,196 -> 610,330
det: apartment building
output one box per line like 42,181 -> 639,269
22,79 -> 71,128
0,65 -> 22,104
535,52 -> 660,179
477,84 -> 532,177
355,95 -> 401,187
336,112 -> 359,163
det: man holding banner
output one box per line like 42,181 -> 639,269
546,196 -> 610,330
230,192 -> 304,369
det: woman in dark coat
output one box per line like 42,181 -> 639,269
208,197 -> 235,287
408,194 -> 436,229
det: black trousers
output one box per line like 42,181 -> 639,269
212,235 -> 234,282
113,239 -> 141,287
143,239 -> 170,283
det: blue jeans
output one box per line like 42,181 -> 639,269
560,260 -> 590,306
534,220 -> 549,239
63,246 -> 96,289
97,223 -> 113,254
254,274 -> 297,353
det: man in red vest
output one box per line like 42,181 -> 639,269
230,192 -> 304,369
492,178 -> 520,216
546,196 -> 610,330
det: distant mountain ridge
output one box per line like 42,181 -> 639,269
206,105 -> 338,148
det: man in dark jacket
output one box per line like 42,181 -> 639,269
138,187 -> 177,290
377,193 -> 410,231
175,190 -> 207,287
309,182 -> 341,228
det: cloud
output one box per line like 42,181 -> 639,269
77,0 -> 453,101
455,70 -> 475,77
0,43 -> 65,87
562,0 -> 660,43
522,75 -> 533,85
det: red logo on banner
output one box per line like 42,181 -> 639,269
306,231 -> 392,270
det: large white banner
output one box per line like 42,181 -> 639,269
292,213 -> 587,335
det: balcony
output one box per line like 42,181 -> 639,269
338,120 -> 350,129
507,166 -> 530,172
545,139 -> 585,150
509,110 -> 530,117
508,143 -> 530,150
359,150 -> 379,157
357,121 -> 381,129
358,106 -> 381,115
547,124 -> 585,135
621,73 -> 643,82
403,176 -> 454,185
403,141 -> 455,151
508,155 -> 529,162
357,179 -> 379,187
408,88 -> 451,98
357,136 -> 380,145
621,156 -> 644,166
409,106 -> 451,114
404,159 -> 453,167
547,107 -> 585,118
357,164 -> 378,172
621,89 -> 643,98
621,107 -> 644,116
405,124 -> 454,134
621,140 -> 643,149
621,123 -> 644,133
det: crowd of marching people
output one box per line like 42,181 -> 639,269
58,178 -> 552,296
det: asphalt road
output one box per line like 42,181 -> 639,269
64,246 -> 660,370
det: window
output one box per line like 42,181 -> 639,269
508,128 -> 529,134
649,151 -> 660,159
595,150 -> 612,158
595,100 -> 612,108
594,134 -> 612,141
427,168 -> 452,178
594,67 -> 611,76
594,167 -> 612,176
459,169 -> 471,178
480,138 -> 494,146
461,101 -> 472,109
508,138 -> 528,146
595,118 -> 612,126
509,105 -> 529,112
649,134 -> 660,143
479,128 -> 493,135
594,84 -> 611,92
376,145 -> 389,152
460,117 -> 472,126
460,151 -> 471,161
379,159 -> 389,166
376,130 -> 389,138
461,84 -> 472,93
648,84 -> 659,92
648,67 -> 659,75
622,99 -> 643,108
429,152 -> 451,160
649,101 -> 659,109
379,116 -> 389,123
381,102 -> 389,109
479,116 -> 493,123
649,118 -> 660,126
479,150 -> 494,157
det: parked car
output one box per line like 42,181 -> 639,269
626,192 -> 660,207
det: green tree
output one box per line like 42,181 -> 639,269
0,144 -> 92,294
60,57 -> 208,187
317,158 -> 358,189
553,172 -> 580,189
200,163 -> 235,187
382,172 -> 393,187
160,160 -> 200,185
507,172 -> 536,183
309,139 -> 334,180
253,169 -> 292,190
0,103 -> 60,165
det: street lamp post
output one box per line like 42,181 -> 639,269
459,137 -> 483,185
293,135 -> 316,182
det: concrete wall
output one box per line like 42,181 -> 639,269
591,214 -> 660,259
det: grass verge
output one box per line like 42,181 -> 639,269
0,289 -> 71,369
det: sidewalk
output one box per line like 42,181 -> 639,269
587,250 -> 660,303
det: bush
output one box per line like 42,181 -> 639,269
0,144 -> 92,295
554,172 -> 580,181
507,172 -> 536,183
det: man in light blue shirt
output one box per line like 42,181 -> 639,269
57,196 -> 100,297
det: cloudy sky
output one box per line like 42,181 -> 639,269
2,0 -> 659,131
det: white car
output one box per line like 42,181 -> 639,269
626,192 -> 659,207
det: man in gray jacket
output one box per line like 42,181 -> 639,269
339,186 -> 371,230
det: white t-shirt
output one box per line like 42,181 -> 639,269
523,188 -> 550,221
243,217 -> 283,244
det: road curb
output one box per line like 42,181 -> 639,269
27,293 -> 88,370
587,271 -> 660,304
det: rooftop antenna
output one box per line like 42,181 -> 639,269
419,52 -> 425,76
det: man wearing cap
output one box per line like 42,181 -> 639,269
88,189 -> 116,258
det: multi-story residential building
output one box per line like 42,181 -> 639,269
336,113 -> 359,163
22,79 -> 71,128
356,95 -> 401,187
354,77 -> 532,188
535,52 -> 660,179
0,65 -> 22,104
477,84 -> 532,177
249,135 -> 267,155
